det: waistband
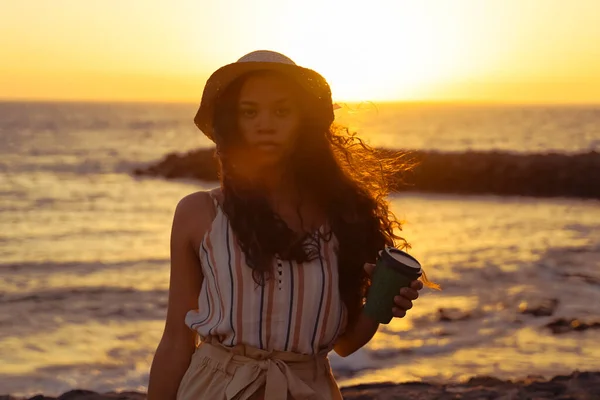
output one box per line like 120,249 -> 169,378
197,336 -> 331,400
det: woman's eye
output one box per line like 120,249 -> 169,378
241,109 -> 256,117
276,108 -> 291,116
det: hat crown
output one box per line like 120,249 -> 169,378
196,50 -> 334,141
236,50 -> 296,65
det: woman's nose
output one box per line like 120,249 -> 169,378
256,110 -> 275,132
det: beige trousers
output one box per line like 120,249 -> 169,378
176,337 -> 343,400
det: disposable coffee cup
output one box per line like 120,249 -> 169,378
363,247 -> 422,324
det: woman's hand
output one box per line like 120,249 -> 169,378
334,262 -> 424,357
364,263 -> 424,318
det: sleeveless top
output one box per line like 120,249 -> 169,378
184,190 -> 348,355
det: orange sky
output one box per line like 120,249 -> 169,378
1,0 -> 599,103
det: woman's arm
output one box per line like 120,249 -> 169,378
333,311 -> 379,357
147,192 -> 214,400
334,263 -> 423,357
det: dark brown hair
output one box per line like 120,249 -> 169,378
211,70 -> 432,329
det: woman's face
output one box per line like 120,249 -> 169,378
237,73 -> 302,166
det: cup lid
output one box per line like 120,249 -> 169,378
382,247 -> 422,271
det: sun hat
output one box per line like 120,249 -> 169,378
194,50 -> 338,142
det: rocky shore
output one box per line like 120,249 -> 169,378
3,371 -> 599,399
132,148 -> 600,200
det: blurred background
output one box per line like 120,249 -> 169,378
1,0 -> 599,397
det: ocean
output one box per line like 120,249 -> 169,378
1,101 -> 599,397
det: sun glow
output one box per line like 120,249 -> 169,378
1,0 -> 599,103
277,1 -> 473,101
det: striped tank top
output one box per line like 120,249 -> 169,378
184,190 -> 348,355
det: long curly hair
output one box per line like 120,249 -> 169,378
211,70 -> 429,329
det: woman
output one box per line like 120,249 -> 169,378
148,50 -> 431,400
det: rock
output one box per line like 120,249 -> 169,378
341,371 -> 600,399
438,307 -> 471,322
102,393 -> 146,400
522,375 -> 547,384
0,391 -> 147,400
560,273 -> 600,286
546,318 -> 600,334
132,148 -> 600,200
133,149 -> 219,182
465,376 -> 508,387
519,298 -> 559,317
57,390 -> 104,399
524,381 -> 567,397
21,392 -> 146,400
342,371 -> 600,399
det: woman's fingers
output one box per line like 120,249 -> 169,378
410,280 -> 424,291
399,287 -> 419,300
392,307 -> 407,318
394,296 -> 413,310
391,281 -> 422,319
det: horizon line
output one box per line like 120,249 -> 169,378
1,97 -> 600,107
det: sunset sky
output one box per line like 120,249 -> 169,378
1,0 -> 599,103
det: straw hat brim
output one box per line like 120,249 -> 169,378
194,62 -> 334,142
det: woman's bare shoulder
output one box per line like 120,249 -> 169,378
173,190 -> 219,245
176,190 -> 214,212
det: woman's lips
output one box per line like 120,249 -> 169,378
255,143 -> 280,151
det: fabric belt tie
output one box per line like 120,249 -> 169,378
225,356 -> 319,400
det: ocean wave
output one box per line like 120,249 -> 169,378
0,258 -> 169,273
0,286 -> 168,338
0,158 -> 148,175
0,286 -> 166,307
